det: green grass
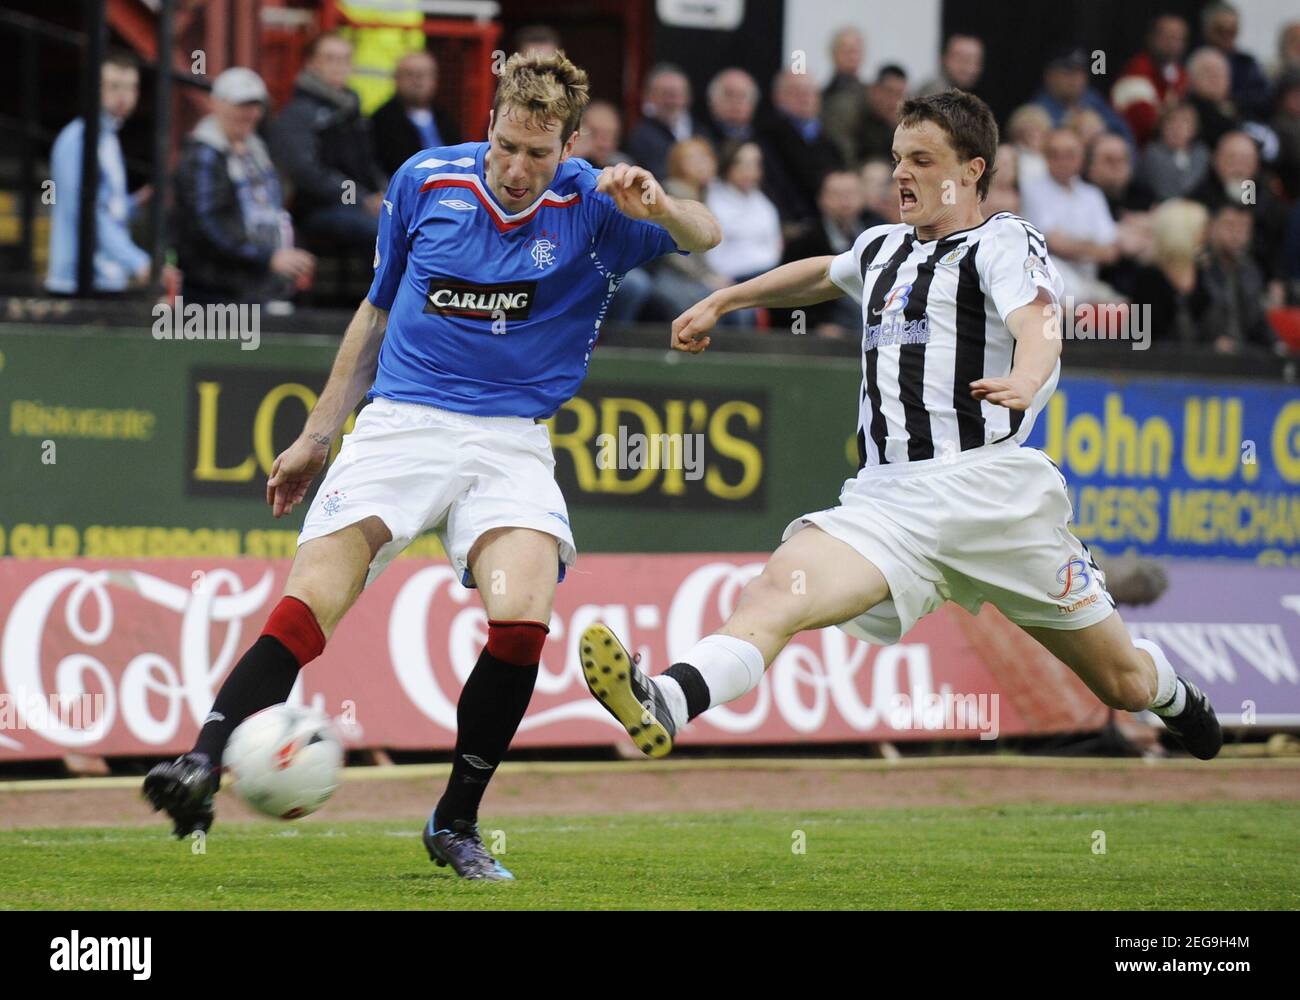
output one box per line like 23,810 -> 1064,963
2,802 -> 1297,910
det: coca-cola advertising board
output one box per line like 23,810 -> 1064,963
0,555 -> 1027,760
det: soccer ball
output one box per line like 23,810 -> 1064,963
224,705 -> 343,820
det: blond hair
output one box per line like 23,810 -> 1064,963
1151,198 -> 1208,266
493,50 -> 590,144
1006,103 -> 1051,145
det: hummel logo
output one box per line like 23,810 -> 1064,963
441,199 -> 477,212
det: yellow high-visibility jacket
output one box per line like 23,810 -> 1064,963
337,0 -> 426,115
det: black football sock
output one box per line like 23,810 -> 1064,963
192,636 -> 302,768
434,648 -> 539,829
663,662 -> 711,721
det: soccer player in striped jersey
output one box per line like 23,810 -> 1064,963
581,90 -> 1221,763
143,51 -> 721,878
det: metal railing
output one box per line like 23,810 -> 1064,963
0,1 -> 211,295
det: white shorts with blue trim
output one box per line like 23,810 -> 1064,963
298,397 -> 576,589
783,440 -> 1115,645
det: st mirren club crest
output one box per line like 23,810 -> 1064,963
527,230 -> 560,270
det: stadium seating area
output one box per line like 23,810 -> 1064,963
5,2 -> 1300,357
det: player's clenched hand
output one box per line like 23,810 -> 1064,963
596,163 -> 666,221
970,373 -> 1038,411
266,433 -> 331,518
671,297 -> 719,353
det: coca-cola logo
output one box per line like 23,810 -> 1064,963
0,560 -> 999,757
387,561 -> 966,737
1,567 -> 280,750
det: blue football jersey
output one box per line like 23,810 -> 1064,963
366,142 -> 682,417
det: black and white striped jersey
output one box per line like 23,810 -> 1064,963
828,211 -> 1064,469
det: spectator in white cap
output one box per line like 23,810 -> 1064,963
172,67 -> 314,305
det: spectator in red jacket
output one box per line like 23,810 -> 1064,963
1123,15 -> 1189,104
1114,14 -> 1189,144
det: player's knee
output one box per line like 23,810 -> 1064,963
282,567 -> 363,639
736,566 -> 808,636
355,515 -> 394,561
281,587 -> 345,640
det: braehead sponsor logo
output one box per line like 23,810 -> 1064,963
864,282 -> 929,350
863,317 -> 930,350
424,278 -> 537,320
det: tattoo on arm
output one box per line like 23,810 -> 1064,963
308,432 -> 332,449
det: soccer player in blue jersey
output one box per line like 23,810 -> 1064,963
144,51 -> 721,879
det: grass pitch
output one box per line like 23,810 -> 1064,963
2,801 -> 1296,910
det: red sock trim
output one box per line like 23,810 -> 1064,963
486,619 -> 549,666
262,596 -> 326,666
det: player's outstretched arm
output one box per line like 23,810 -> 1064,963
266,300 -> 389,517
670,255 -> 841,353
970,289 -> 1063,410
596,162 -> 721,252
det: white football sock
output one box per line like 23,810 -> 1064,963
654,674 -> 690,731
1134,638 -> 1185,716
683,634 -> 764,700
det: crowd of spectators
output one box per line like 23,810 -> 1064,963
43,5 -> 1300,353
598,5 -> 1298,350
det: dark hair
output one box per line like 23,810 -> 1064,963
304,31 -> 349,62
644,62 -> 688,89
1158,99 -> 1199,130
515,24 -> 562,51
717,138 -> 760,182
943,33 -> 980,53
819,169 -> 861,195
103,48 -> 138,72
1149,12 -> 1188,36
876,63 -> 908,83
1213,200 -> 1252,217
898,89 -> 998,199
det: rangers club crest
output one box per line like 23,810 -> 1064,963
527,231 -> 560,270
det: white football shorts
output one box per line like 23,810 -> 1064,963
298,397 -> 576,588
783,440 -> 1115,645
